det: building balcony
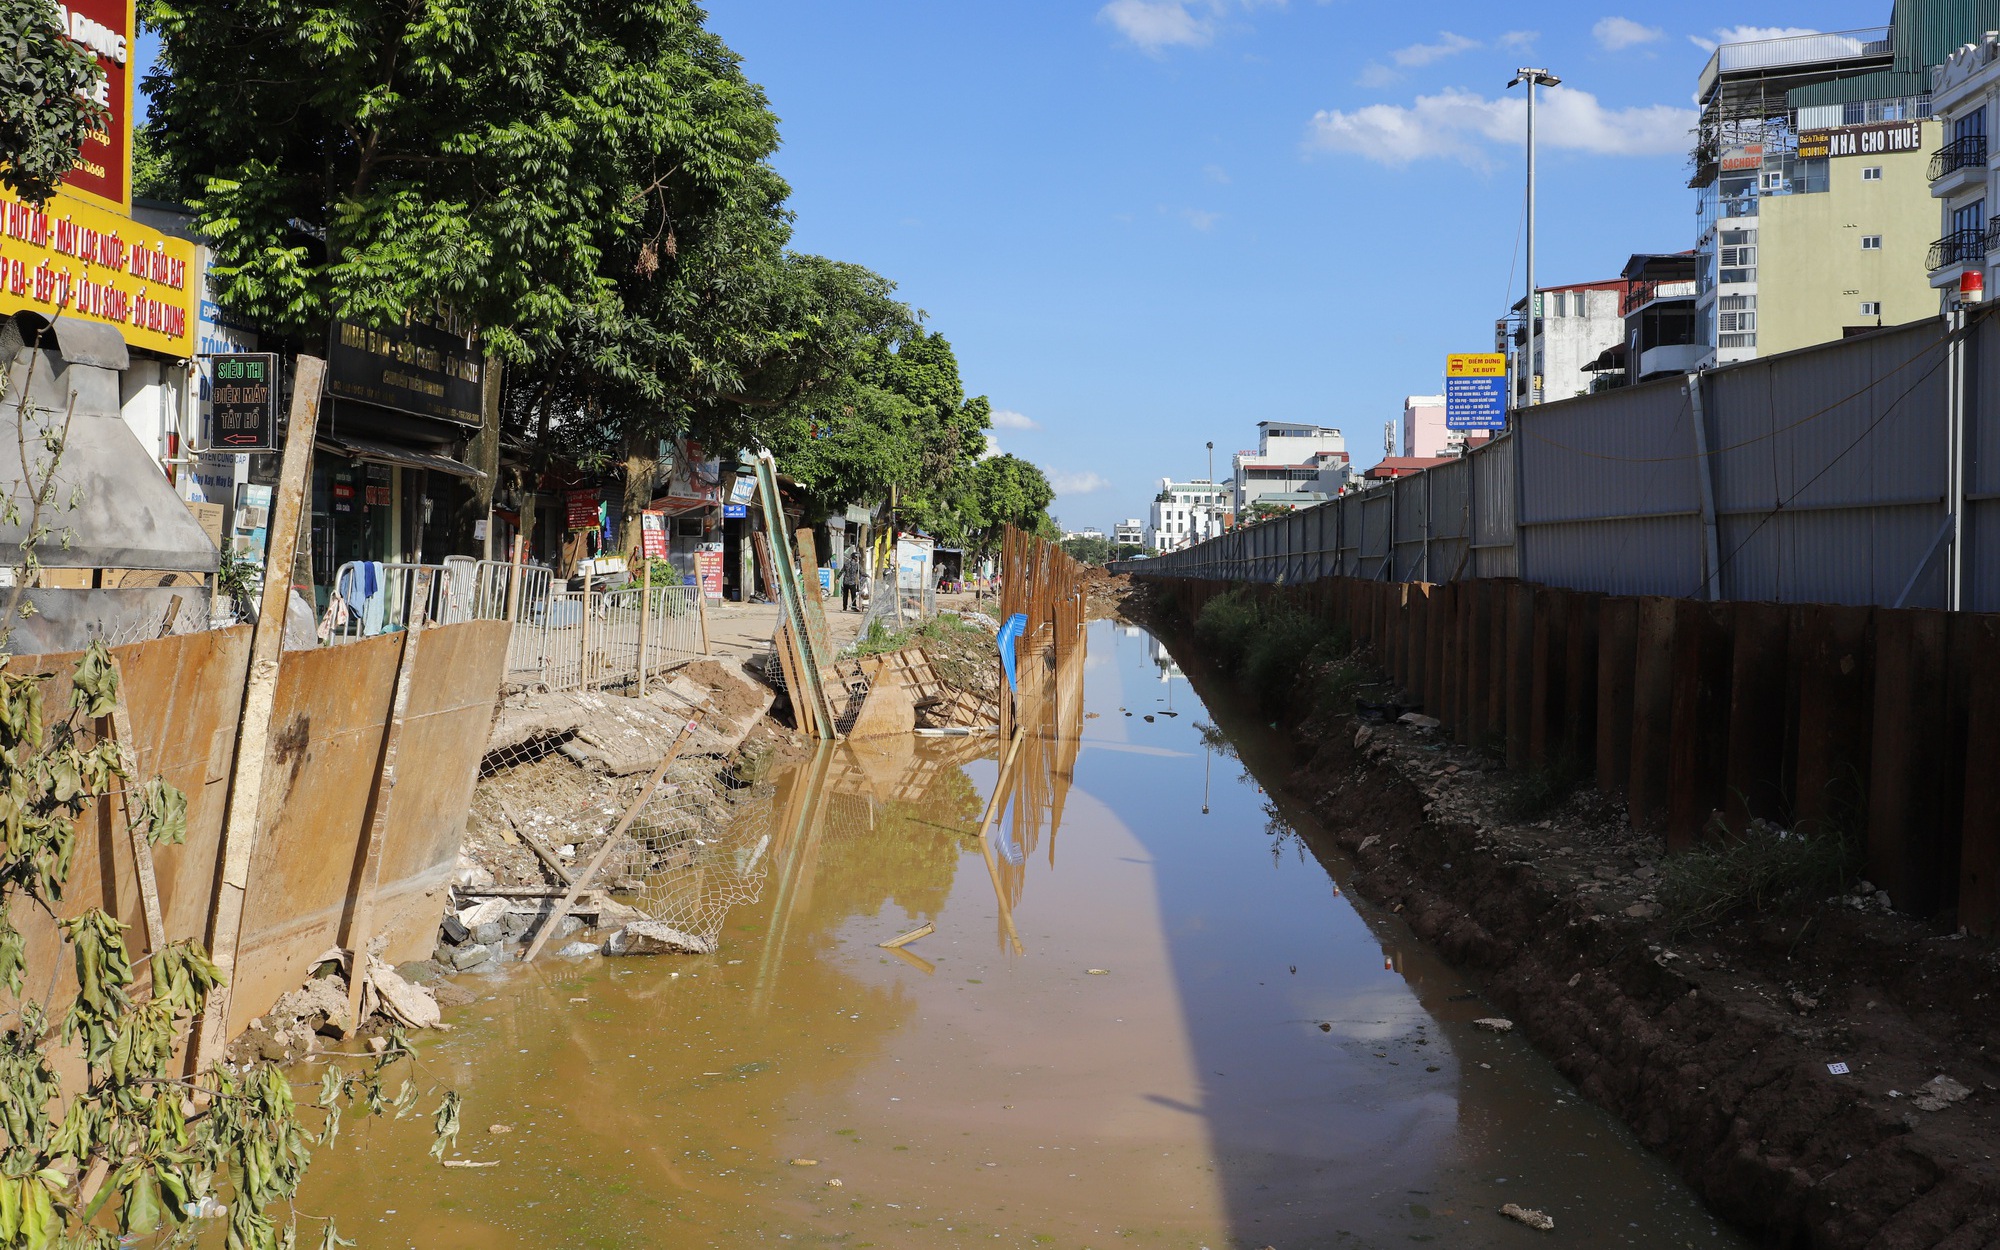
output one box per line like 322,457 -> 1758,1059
1620,279 -> 1699,317
1987,220 -> 2000,255
1930,136 -> 1988,196
1928,228 -> 1986,272
1637,343 -> 1708,379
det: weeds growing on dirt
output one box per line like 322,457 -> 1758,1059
1659,817 -> 1862,933
1192,589 -> 1357,715
1497,755 -> 1584,822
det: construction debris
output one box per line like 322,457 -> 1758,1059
878,922 -> 934,950
1500,1203 -> 1555,1231
603,921 -> 716,956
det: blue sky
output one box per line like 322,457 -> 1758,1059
140,2 -> 1887,532
706,1 -> 1886,532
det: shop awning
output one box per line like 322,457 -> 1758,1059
317,434 -> 486,480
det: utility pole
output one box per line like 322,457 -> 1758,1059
1509,67 -> 1560,413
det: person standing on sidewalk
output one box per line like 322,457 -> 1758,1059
841,545 -> 863,612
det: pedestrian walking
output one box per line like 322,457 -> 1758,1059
841,546 -> 863,612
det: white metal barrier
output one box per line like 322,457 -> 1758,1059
322,562 -> 454,643
505,583 -> 707,693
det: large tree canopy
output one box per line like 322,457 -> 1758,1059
0,0 -> 104,203
141,0 -> 778,360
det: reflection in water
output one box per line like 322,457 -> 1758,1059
290,619 -> 1749,1250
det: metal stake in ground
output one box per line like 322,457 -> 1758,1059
521,713 -> 704,963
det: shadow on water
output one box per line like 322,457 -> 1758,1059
288,618 -> 1750,1250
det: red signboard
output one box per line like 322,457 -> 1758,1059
57,0 -> 136,211
565,489 -> 599,532
695,549 -> 724,600
640,510 -> 667,559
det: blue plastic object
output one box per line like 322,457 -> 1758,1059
996,612 -> 1027,690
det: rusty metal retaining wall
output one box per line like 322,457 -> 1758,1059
6,619 -> 511,1040
1141,572 -> 2000,936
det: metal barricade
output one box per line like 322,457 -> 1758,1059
471,560 -> 552,622
505,582 -> 706,693
323,562 -> 452,643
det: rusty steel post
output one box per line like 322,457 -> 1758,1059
1486,580 -> 1513,758
1528,586 -> 1570,769
1792,604 -> 1874,843
1560,590 -> 1601,777
1626,597 -> 1677,834
1595,597 -> 1639,796
1866,608 -> 1954,915
1505,582 -> 1535,769
1957,614 -> 2000,935
1720,601 -> 1793,834
1665,599 -> 1733,852
1462,580 -> 1490,748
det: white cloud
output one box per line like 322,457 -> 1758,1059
1051,471 -> 1111,495
1495,30 -> 1539,51
1355,61 -> 1400,88
1180,207 -> 1222,230
990,409 -> 1039,431
1202,163 -> 1231,184
1099,0 -> 1214,52
1689,25 -> 1830,52
1305,85 -> 1695,167
1593,16 -> 1662,51
1391,31 -> 1479,68
981,432 -> 1003,459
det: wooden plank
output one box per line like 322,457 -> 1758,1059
103,662 -> 165,958
194,354 -> 325,1075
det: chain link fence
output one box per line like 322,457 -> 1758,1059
471,729 -> 777,953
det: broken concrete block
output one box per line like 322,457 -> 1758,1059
603,921 -> 715,956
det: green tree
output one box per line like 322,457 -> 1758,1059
1061,535 -> 1113,565
963,454 -> 1055,551
0,0 -> 104,203
142,0 -> 779,361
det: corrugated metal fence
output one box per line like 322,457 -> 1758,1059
1123,312 -> 1998,609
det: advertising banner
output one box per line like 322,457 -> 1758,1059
0,190 -> 195,355
640,510 -> 667,559
564,489 -> 600,532
327,320 -> 484,426
695,546 -> 724,600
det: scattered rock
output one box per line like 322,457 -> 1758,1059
1624,902 -> 1660,920
557,941 -> 602,958
448,943 -> 493,971
489,1124 -> 514,1134
439,914 -> 470,946
1500,1203 -> 1554,1231
1472,1018 -> 1514,1033
455,898 -> 508,929
1353,726 -> 1374,750
471,921 -> 507,946
1913,1074 -> 1972,1112
1397,713 -> 1441,730
603,921 -> 716,956
362,957 -> 443,1030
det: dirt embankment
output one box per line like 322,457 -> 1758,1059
1137,599 -> 2000,1250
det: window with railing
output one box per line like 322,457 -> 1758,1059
1928,228 -> 1984,270
1931,134 -> 1987,181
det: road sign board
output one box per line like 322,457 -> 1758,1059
208,353 -> 279,450
1445,352 -> 1509,430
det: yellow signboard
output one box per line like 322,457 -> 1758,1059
0,189 -> 197,357
1446,352 -> 1508,378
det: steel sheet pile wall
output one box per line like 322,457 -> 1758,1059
1119,313 -> 1999,610
1144,573 -> 2000,932
2,620 -> 512,1043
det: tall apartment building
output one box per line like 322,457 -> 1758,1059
1689,7 -> 1989,367
1927,33 -> 2000,307
1147,479 -> 1223,553
1231,421 -> 1349,513
1399,396 -> 1448,458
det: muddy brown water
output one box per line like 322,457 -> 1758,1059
293,620 -> 1751,1249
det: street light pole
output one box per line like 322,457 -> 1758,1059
1206,440 -> 1215,540
1508,67 -> 1560,412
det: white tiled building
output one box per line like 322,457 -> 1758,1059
1928,32 -> 2000,308
1147,479 -> 1223,553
